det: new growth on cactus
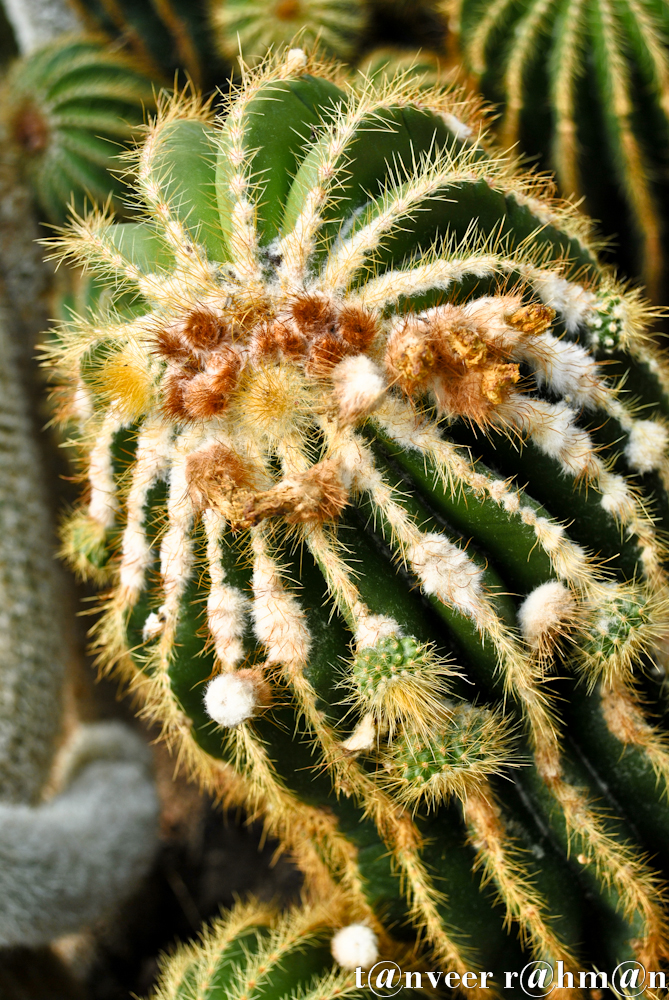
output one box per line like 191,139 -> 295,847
46,45 -> 669,986
2,34 -> 157,223
447,0 -> 669,299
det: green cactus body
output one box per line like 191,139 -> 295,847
149,899 -> 391,1000
2,34 -> 157,224
48,47 -> 669,986
448,0 -> 669,300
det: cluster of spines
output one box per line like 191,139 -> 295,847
45,46 -> 669,977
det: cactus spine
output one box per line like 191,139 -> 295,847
447,0 -> 669,300
2,34 -> 157,223
47,46 -> 669,984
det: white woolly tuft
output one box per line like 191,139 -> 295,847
285,48 -> 308,73
530,274 -> 596,332
354,613 -> 400,649
624,420 -> 668,474
407,533 -> 483,618
518,582 -> 575,647
599,471 -> 635,519
340,712 -> 377,753
204,673 -> 258,728
441,112 -> 473,141
207,584 -> 249,669
331,354 -> 387,424
331,923 -> 379,970
142,606 -> 167,642
520,333 -> 605,408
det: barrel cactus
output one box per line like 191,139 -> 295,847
47,46 -> 669,983
208,0 -> 369,68
2,34 -> 157,223
149,898 -> 383,1000
446,0 -> 669,300
66,0 -> 216,88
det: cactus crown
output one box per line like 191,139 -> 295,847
45,45 -> 669,981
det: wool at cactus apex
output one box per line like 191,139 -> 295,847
355,960 -> 668,996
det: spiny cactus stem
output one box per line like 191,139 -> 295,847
592,0 -> 662,299
259,513 -> 578,972
600,680 -> 669,792
463,787 -> 579,972
539,762 -> 668,967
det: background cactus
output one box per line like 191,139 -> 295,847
209,0 -> 370,68
2,34 -> 157,224
63,0 -> 217,89
0,287 -> 159,949
43,43 -> 669,988
446,0 -> 669,301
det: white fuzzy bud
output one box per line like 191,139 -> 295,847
518,582 -> 575,648
331,924 -> 379,970
332,355 -> 387,424
204,673 -> 259,728
624,420 -> 668,474
285,48 -> 308,73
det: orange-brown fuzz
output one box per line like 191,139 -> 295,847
11,101 -> 49,153
156,310 -> 241,421
338,304 -> 378,351
385,310 -> 522,424
181,309 -> 230,354
241,458 -> 349,527
185,441 -> 254,512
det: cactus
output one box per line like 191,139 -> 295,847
149,898 -> 381,1000
0,291 -> 159,945
446,0 -> 669,301
65,0 -> 217,89
2,34 -> 158,224
208,0 -> 369,68
354,47 -> 445,88
46,46 -> 669,985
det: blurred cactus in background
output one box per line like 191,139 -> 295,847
447,0 -> 669,301
2,35 -> 156,223
209,0 -> 370,68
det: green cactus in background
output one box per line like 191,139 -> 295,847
208,0 -> 369,68
354,46 -> 445,88
46,45 -> 669,986
2,34 -> 157,223
65,0 -> 217,89
446,0 -> 669,301
0,291 -> 159,946
149,898 -> 387,1000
